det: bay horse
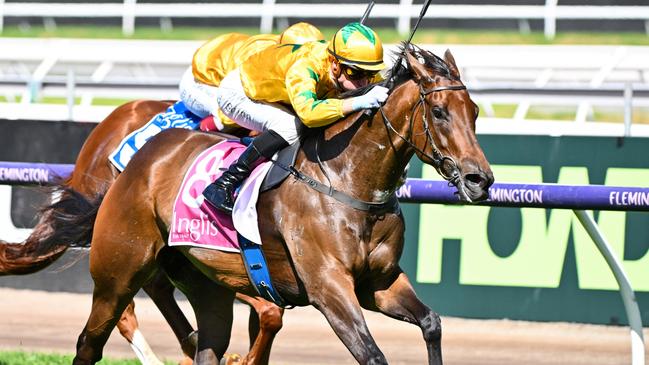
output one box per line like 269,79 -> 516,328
0,99 -> 282,363
69,46 -> 493,364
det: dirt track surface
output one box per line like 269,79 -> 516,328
0,288 -> 646,365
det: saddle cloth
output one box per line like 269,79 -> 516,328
168,140 -> 272,251
109,101 -> 202,171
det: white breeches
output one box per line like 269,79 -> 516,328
216,68 -> 301,144
178,67 -> 224,129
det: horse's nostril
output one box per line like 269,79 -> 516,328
465,173 -> 484,186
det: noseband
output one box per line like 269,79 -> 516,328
379,81 -> 467,186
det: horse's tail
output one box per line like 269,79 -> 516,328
0,185 -> 103,275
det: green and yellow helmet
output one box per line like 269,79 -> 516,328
327,22 -> 385,72
279,22 -> 325,45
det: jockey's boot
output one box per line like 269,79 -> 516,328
203,130 -> 288,214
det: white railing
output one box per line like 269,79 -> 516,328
1,39 -> 649,135
0,1 -> 648,38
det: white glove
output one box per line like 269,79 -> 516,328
351,86 -> 389,111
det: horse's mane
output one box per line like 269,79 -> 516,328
341,42 -> 459,99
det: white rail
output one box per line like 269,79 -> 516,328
1,39 -> 648,133
574,210 -> 645,365
1,1 -> 648,38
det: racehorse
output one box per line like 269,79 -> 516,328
0,99 -> 283,364
67,46 -> 494,364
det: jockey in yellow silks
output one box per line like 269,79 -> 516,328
179,22 -> 325,132
202,22 -> 389,214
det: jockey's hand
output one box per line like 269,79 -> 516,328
351,86 -> 389,111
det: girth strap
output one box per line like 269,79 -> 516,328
238,233 -> 290,308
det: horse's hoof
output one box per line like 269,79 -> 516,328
220,353 -> 242,365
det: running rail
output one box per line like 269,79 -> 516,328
0,161 -> 646,364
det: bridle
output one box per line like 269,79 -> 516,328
278,64 -> 469,215
379,80 -> 467,186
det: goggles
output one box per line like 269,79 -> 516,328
341,64 -> 378,81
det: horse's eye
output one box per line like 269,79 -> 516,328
432,107 -> 445,119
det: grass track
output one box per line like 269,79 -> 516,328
0,350 -> 176,365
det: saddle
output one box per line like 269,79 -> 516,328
230,137 -> 300,308
260,141 -> 300,192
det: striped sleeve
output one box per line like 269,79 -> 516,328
285,59 -> 344,128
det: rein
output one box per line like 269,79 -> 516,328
267,74 -> 466,215
379,82 -> 467,186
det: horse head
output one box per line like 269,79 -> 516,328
384,45 -> 494,202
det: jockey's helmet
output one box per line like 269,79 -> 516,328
327,22 -> 384,72
280,22 -> 325,45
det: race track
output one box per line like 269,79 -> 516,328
0,288 -> 646,365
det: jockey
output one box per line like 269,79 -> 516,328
179,22 -> 325,132
203,22 -> 389,213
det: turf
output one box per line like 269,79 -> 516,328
0,350 -> 176,365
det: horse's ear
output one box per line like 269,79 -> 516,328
444,49 -> 461,79
406,51 -> 428,82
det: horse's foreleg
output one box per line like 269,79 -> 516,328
235,293 -> 284,365
358,269 -> 442,365
311,274 -> 388,365
142,270 -> 197,361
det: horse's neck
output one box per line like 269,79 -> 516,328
300,85 -> 415,203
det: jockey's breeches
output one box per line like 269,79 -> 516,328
216,69 -> 301,144
179,67 -> 225,129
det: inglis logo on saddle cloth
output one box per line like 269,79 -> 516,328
168,141 -> 272,252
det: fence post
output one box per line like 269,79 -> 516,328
66,69 -> 75,121
123,0 -> 136,37
624,83 -> 633,137
260,0 -> 275,34
544,0 -> 558,40
574,210 -> 645,365
398,0 -> 413,36
23,55 -> 58,104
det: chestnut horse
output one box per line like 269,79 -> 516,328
68,46 -> 493,364
0,99 -> 282,364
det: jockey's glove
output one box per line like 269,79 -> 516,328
351,85 -> 389,111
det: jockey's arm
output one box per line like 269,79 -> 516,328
286,60 -> 345,128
